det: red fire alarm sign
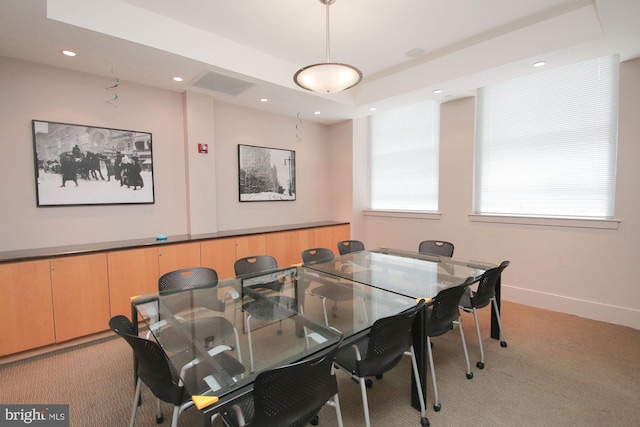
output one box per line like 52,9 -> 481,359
198,143 -> 208,154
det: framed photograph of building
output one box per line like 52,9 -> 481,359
32,120 -> 155,207
238,144 -> 296,202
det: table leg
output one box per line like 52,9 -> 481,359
490,276 -> 501,340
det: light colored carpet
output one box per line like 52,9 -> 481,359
1,301 -> 639,426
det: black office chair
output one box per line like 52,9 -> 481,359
418,240 -> 455,257
109,315 -> 245,427
333,301 -> 428,427
337,240 -> 365,255
459,261 -> 510,369
302,248 -> 358,326
301,247 -> 335,265
157,267 -> 241,361
424,279 -> 474,412
221,340 -> 344,427
234,256 -> 297,372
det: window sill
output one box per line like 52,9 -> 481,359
468,214 -> 620,230
363,210 -> 441,220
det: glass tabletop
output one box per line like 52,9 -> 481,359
304,248 -> 497,299
131,265 -> 418,413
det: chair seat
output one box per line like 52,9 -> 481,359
160,317 -> 236,353
458,288 -> 491,310
308,283 -> 354,302
242,296 -> 297,322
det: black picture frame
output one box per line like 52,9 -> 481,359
32,120 -> 155,207
238,144 -> 296,202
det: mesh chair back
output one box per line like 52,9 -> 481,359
247,341 -> 341,427
337,240 -> 365,255
158,267 -> 223,313
158,267 -> 218,294
109,315 -> 185,406
234,256 -> 278,276
425,279 -> 474,337
469,261 -> 510,309
353,301 -> 424,377
418,240 -> 455,257
301,248 -> 335,265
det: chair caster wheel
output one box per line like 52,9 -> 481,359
501,341 -> 508,348
365,379 -> 373,388
156,415 -> 164,424
433,403 -> 441,412
466,372 -> 473,380
376,374 -> 383,379
476,361 -> 485,369
310,415 -> 319,425
421,416 -> 430,426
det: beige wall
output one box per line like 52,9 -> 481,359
355,58 -> 640,329
0,57 -> 340,250
0,57 -> 188,250
1,54 -> 638,329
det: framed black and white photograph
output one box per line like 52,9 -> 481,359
32,120 -> 155,207
238,144 -> 296,202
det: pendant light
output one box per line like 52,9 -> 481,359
294,0 -> 362,93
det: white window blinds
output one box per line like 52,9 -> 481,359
370,101 -> 440,211
475,55 -> 619,218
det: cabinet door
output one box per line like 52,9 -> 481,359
313,227 -> 335,254
266,231 -> 297,267
331,224 -> 351,253
291,229 -> 317,264
50,254 -> 110,342
0,260 -> 55,356
235,235 -> 266,260
107,247 -> 159,318
157,242 -> 201,276
201,238 -> 237,279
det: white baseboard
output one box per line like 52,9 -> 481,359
502,285 -> 640,330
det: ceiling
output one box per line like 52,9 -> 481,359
1,0 -> 639,124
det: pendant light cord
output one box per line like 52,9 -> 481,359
325,1 -> 331,63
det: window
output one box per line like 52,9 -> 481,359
370,101 -> 440,211
475,55 -> 619,219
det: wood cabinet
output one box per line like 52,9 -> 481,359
50,254 -> 110,342
109,242 -> 203,317
0,260 -> 55,356
107,247 -> 159,318
265,224 -> 352,267
265,231 -> 298,267
157,242 -> 201,276
331,224 -> 351,251
0,223 -> 349,356
201,238 -> 237,279
201,234 -> 267,278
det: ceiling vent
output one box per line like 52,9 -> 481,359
191,70 -> 255,96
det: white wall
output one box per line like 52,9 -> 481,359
0,57 -> 338,250
354,58 -> 640,329
212,102 -> 335,231
0,57 -> 189,250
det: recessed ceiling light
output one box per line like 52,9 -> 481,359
314,111 -> 321,115
370,107 -> 377,111
533,61 -> 546,67
172,76 -> 183,82
62,50 -> 76,57
260,98 -> 268,102
433,89 -> 443,94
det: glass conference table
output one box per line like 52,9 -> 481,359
304,248 -> 498,409
131,265 -> 419,426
